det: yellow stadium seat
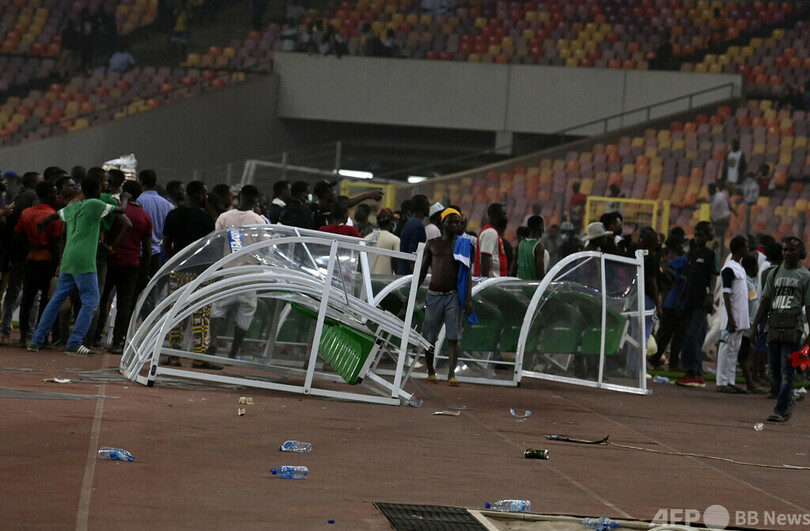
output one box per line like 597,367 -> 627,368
182,53 -> 200,67
70,118 -> 89,132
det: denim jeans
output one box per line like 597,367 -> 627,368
768,332 -> 800,416
31,272 -> 99,349
680,307 -> 708,376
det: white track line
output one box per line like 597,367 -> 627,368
75,353 -> 110,531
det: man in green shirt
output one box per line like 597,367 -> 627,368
516,215 -> 547,281
28,177 -> 128,356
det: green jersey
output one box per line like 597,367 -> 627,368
58,198 -> 115,274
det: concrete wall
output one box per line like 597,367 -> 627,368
0,57 -> 743,180
0,75 -> 283,182
273,53 -> 742,136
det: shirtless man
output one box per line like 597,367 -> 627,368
418,208 -> 473,386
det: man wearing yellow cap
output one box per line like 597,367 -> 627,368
417,208 -> 473,386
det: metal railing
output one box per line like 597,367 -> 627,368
555,82 -> 738,142
399,81 -> 741,192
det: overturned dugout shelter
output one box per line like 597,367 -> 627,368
120,226 -> 652,404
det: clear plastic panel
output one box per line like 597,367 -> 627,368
122,225 -> 431,403
456,279 -> 534,382
521,253 -> 647,392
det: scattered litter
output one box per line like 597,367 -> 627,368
407,397 -> 423,407
524,448 -> 549,459
582,516 -> 618,530
485,499 -> 531,512
754,423 -> 764,431
42,377 -> 71,384
328,520 -> 335,524
705,367 -> 716,375
433,410 -> 461,416
446,404 -> 469,411
239,396 -> 254,405
98,446 -> 134,461
510,409 -> 532,420
238,408 -> 246,416
651,375 -> 669,384
280,440 -> 312,453
271,465 -> 308,479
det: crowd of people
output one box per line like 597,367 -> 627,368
385,190 -> 806,423
0,164 -> 805,420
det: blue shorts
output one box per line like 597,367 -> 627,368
424,290 -> 463,343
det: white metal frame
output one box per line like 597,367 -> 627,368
422,250 -> 651,394
517,249 -> 651,395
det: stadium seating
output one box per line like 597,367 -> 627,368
689,23 -> 810,99
0,66 -> 249,145
428,99 -> 810,245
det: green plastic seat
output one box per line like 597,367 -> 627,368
535,291 -> 585,353
286,303 -> 376,385
478,288 -> 527,352
318,323 -> 376,385
555,292 -> 626,355
277,303 -> 316,343
460,302 -> 503,352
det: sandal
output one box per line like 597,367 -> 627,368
426,374 -> 438,384
767,414 -> 787,423
448,377 -> 460,387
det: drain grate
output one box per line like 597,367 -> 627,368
374,502 -> 486,531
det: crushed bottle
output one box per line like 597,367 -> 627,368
484,499 -> 531,512
98,446 -> 134,462
279,440 -> 312,453
271,465 -> 308,479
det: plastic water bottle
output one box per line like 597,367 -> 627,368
652,375 -> 669,384
279,440 -> 313,453
98,446 -> 134,462
271,465 -> 308,479
484,499 -> 531,512
582,516 -> 619,530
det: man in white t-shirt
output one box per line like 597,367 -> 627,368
425,201 -> 444,241
208,184 -> 268,359
722,138 -> 747,190
366,208 -> 400,275
716,235 -> 750,393
474,203 -> 508,277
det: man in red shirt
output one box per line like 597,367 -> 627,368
96,180 -> 153,354
569,181 -> 587,232
14,182 -> 62,347
318,203 -> 362,238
